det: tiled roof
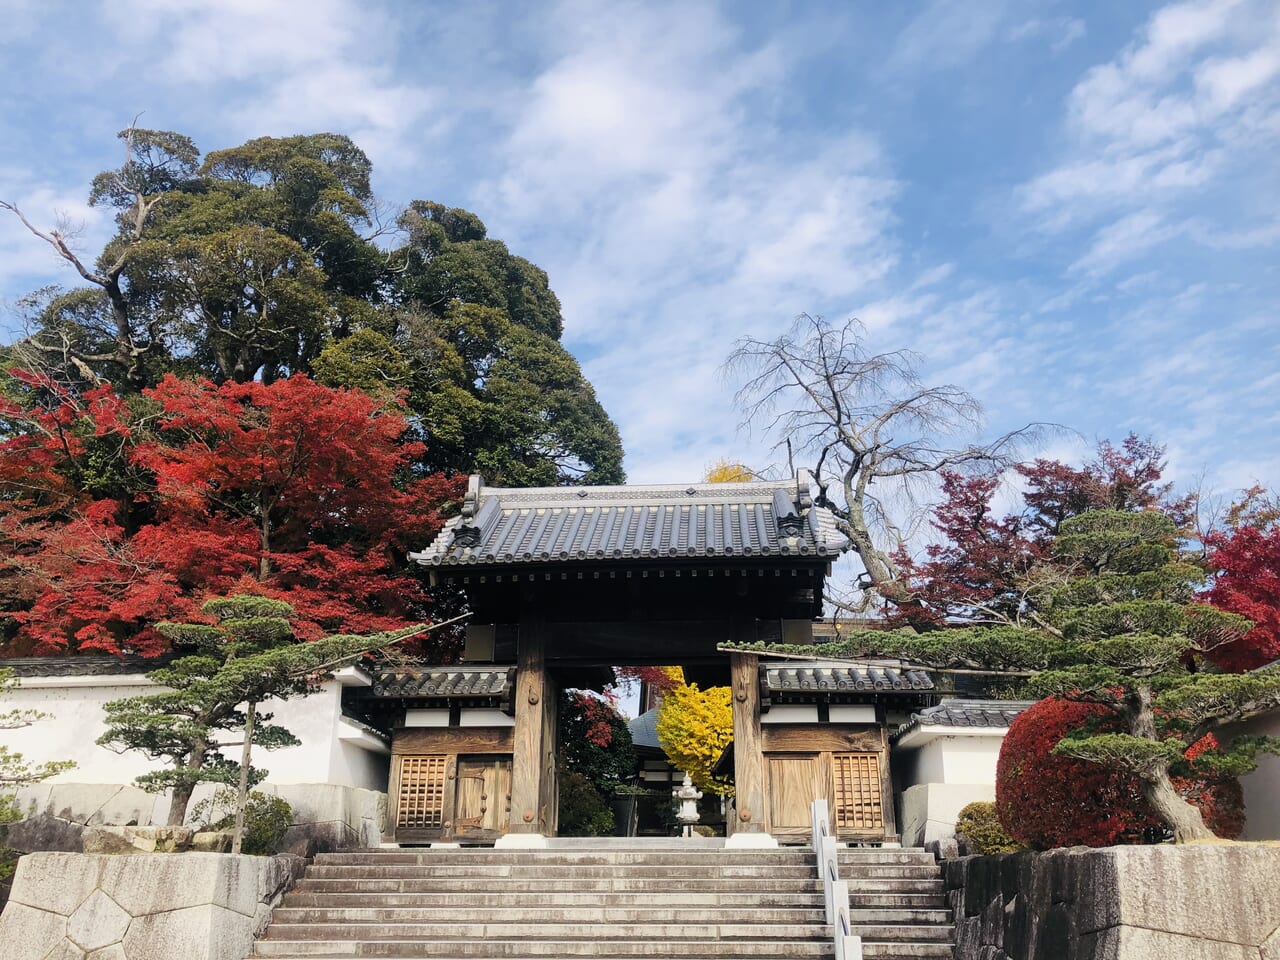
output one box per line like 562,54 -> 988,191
761,661 -> 935,693
410,474 -> 848,568
628,708 -> 661,751
894,698 -> 1034,741
369,667 -> 513,699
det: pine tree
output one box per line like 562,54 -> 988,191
728,510 -> 1280,841
98,595 -> 429,831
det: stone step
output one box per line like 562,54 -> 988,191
318,855 -> 819,870
251,939 -> 834,957
262,922 -> 828,941
302,864 -> 824,879
861,944 -> 955,959
281,891 -> 827,909
847,908 -> 952,924
846,925 -> 954,944
846,892 -> 949,909
271,907 -> 830,924
290,885 -> 824,901
844,878 -> 944,893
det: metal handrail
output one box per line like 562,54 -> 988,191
811,799 -> 862,960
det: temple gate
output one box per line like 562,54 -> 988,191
348,474 -> 935,846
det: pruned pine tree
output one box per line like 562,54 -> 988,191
725,510 -> 1280,842
98,595 -> 432,844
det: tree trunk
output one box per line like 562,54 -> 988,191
232,701 -> 256,855
1141,769 -> 1215,843
1126,686 -> 1215,843
166,742 -> 206,825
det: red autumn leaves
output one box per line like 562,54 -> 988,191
0,371 -> 460,656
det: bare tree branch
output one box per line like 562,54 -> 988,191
725,313 -> 1056,614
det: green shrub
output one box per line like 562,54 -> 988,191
955,801 -> 1021,855
192,789 -> 294,855
557,771 -> 615,837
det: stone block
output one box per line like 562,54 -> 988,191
0,902 -> 70,959
0,813 -> 85,853
7,853 -> 103,915
1112,845 -> 1280,946
82,826 -> 194,855
85,947 -> 127,960
1114,925 -> 1260,960
66,890 -> 130,952
190,832 -> 231,853
45,785 -> 154,826
40,943 -> 86,960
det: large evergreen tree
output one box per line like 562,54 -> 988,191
2,129 -> 624,487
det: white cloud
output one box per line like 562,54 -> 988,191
471,2 -> 902,480
108,0 -> 440,170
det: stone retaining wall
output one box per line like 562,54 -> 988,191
0,851 -> 305,960
6,782 -> 387,855
944,844 -> 1280,959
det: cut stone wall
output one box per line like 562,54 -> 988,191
0,851 -> 305,960
944,844 -> 1280,960
7,782 -> 387,855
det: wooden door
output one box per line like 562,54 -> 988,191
832,752 -> 885,835
454,757 -> 512,841
393,754 -> 449,841
767,755 -> 822,836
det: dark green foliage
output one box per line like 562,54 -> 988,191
731,510 -> 1280,840
557,771 -> 615,837
192,788 -> 294,856
558,692 -> 637,791
954,802 -> 1020,855
9,130 -> 625,487
98,594 -> 425,824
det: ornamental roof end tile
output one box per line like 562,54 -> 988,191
411,473 -> 849,568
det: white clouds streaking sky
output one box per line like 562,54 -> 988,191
0,0 -> 1276,498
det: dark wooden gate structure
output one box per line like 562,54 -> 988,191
350,474 -> 936,844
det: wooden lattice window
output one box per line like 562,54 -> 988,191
396,755 -> 448,829
833,753 -> 883,832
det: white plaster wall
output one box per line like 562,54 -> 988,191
939,737 -> 1004,785
0,674 -> 383,791
894,729 -> 1008,846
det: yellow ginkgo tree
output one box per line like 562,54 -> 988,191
655,670 -> 735,795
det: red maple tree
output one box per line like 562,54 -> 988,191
996,696 -> 1244,848
1,371 -> 460,656
1203,499 -> 1280,671
998,701 -> 1239,849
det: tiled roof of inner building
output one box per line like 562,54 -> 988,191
410,474 -> 849,568
369,667 -> 513,699
894,698 -> 1035,739
761,661 -> 935,693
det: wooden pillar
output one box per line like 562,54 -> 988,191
730,651 -> 767,836
507,627 -> 548,837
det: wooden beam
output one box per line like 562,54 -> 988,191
730,650 -> 767,834
508,625 -> 548,834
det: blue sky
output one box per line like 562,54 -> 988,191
1,0 -> 1277,505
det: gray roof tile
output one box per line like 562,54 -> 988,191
370,667 -> 513,699
762,660 -> 935,693
412,474 -> 849,568
894,698 -> 1034,740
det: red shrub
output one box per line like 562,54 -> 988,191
996,697 -> 1243,848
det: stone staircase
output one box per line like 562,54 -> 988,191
248,846 -> 954,959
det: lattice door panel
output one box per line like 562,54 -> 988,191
832,752 -> 884,833
395,755 -> 448,830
